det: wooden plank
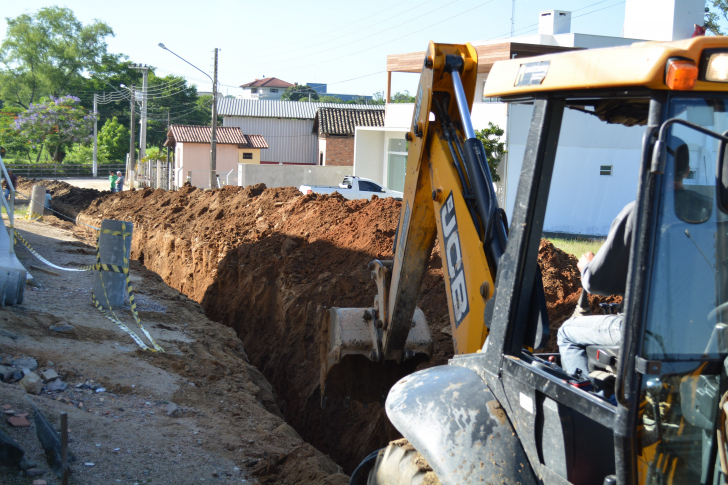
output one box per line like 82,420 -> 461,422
386,42 -> 580,75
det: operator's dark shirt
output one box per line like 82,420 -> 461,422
581,201 -> 635,297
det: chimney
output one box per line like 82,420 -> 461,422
538,10 -> 571,36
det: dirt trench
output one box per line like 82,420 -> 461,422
59,181 -> 616,473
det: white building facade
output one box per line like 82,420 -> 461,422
355,0 -> 706,236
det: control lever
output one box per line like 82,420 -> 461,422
573,289 -> 591,317
599,302 -> 621,315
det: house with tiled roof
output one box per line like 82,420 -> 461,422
164,125 -> 268,188
312,107 -> 384,167
238,77 -> 293,100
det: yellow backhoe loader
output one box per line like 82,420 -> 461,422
323,37 -> 728,484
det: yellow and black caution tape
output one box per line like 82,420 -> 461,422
14,231 -> 95,272
91,223 -> 163,352
26,210 -> 43,221
99,228 -> 132,237
14,224 -> 163,352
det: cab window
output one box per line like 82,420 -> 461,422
635,96 -> 728,485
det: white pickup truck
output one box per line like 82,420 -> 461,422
299,176 -> 403,201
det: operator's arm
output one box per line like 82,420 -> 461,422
580,201 -> 636,296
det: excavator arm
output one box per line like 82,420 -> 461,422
321,42 -> 546,404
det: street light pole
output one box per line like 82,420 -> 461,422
158,43 -> 219,189
129,85 -> 136,189
93,93 -> 98,177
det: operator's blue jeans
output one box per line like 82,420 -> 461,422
557,314 -> 623,376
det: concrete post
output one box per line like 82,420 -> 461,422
29,185 -> 46,220
92,219 -> 133,309
156,160 -> 162,189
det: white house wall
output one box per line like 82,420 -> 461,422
353,128 -> 385,184
176,143 -> 240,189
385,104 -> 415,128
505,103 -> 643,236
223,117 -> 316,165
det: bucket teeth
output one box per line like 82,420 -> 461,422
320,306 -> 433,404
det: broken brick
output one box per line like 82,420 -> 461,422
7,416 -> 30,427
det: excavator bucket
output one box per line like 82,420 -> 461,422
320,307 -> 433,405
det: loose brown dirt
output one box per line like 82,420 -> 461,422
61,181 -> 621,474
0,186 -> 348,484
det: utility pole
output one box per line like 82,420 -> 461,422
93,93 -> 98,177
129,85 -> 136,189
166,110 -> 171,190
210,48 -> 218,189
130,64 -> 149,161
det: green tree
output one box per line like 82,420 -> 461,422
391,91 -> 416,103
0,107 -> 30,162
0,6 -> 116,108
141,73 -> 210,148
64,143 -> 108,164
371,91 -> 386,105
706,1 -> 726,34
98,116 -> 129,162
281,84 -> 319,102
14,95 -> 93,162
316,95 -> 344,103
475,122 -> 506,183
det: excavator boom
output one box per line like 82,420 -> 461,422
320,43 -> 546,404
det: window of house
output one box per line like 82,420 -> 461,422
243,153 -> 253,160
271,89 -> 278,93
600,165 -> 613,176
387,138 -> 408,192
251,88 -> 258,94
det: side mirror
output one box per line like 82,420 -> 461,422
718,139 -> 728,214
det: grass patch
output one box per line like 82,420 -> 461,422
548,237 -> 605,258
1,203 -> 30,219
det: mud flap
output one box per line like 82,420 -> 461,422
385,365 -> 537,484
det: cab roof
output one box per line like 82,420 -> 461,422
483,36 -> 728,98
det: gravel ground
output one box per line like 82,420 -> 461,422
0,216 -> 346,485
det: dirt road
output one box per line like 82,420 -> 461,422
6,178 -> 620,480
0,213 -> 347,484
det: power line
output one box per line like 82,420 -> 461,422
241,0 -> 432,61
485,0 -> 619,41
254,0 -> 462,67
281,0 -> 498,73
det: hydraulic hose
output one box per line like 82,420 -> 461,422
349,449 -> 382,485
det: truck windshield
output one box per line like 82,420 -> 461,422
636,96 -> 728,484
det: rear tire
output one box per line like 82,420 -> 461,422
367,439 -> 441,485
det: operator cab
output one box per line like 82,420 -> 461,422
478,37 -> 728,484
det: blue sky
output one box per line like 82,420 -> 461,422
0,1 -> 671,97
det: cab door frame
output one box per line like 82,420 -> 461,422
482,90 -> 663,484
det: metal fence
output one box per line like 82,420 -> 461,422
135,160 -> 174,191
5,163 -> 127,178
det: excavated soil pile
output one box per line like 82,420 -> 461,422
16,178 -> 105,220
77,184 -> 448,473
537,240 -> 623,352
75,184 -> 618,472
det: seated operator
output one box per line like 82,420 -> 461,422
557,139 -> 701,376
